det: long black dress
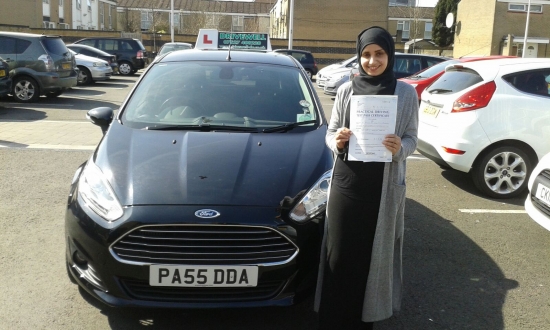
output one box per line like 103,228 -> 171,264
318,155 -> 384,330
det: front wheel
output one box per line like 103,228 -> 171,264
118,61 -> 134,76
471,146 -> 532,199
77,66 -> 92,85
305,70 -> 313,80
12,76 -> 40,103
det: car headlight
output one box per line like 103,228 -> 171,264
289,170 -> 331,223
78,160 -> 123,221
93,62 -> 104,67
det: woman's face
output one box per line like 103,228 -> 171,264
360,44 -> 388,76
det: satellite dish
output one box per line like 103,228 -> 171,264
445,13 -> 454,28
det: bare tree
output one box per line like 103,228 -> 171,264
392,1 -> 433,52
119,7 -> 141,32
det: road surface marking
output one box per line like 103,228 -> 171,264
459,209 -> 527,214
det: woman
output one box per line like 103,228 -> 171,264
314,26 -> 419,329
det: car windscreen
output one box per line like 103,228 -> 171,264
410,59 -> 460,79
426,69 -> 483,94
121,62 -> 318,130
42,37 -> 69,56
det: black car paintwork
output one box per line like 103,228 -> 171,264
94,121 -> 330,207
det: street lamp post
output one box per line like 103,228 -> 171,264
288,0 -> 294,49
522,0 -> 532,58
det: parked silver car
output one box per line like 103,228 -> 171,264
316,56 -> 357,88
70,50 -> 113,85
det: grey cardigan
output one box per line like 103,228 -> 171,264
314,80 -> 419,322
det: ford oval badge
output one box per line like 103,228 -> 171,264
195,209 -> 221,219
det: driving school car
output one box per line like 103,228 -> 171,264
65,30 -> 333,308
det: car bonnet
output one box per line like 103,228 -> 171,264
92,122 -> 331,207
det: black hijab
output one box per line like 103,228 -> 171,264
351,26 -> 397,96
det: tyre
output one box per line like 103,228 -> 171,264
471,146 -> 533,199
12,76 -> 40,103
118,61 -> 134,76
305,69 -> 313,80
77,66 -> 92,85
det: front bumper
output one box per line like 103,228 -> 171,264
0,78 -> 10,97
65,190 -> 322,308
90,66 -> 113,81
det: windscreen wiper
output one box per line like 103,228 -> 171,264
262,120 -> 317,133
145,124 -> 258,132
428,88 -> 453,94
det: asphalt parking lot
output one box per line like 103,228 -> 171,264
0,73 -> 549,330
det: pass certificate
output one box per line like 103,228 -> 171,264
348,95 -> 397,162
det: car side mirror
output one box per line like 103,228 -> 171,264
87,107 -> 114,134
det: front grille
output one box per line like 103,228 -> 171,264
532,170 -> 550,217
111,225 -> 298,265
120,278 -> 285,303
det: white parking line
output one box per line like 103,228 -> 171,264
0,143 -> 95,151
459,209 -> 527,214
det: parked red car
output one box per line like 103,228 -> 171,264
400,55 -> 516,99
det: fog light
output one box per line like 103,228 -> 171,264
73,251 -> 88,268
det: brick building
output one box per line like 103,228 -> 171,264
453,0 -> 550,58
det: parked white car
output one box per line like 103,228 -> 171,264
316,56 -> 357,88
417,58 -> 550,198
525,152 -> 550,231
70,50 -> 113,85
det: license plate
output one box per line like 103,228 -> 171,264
422,104 -> 441,117
149,265 -> 258,287
0,70 -> 5,77
62,63 -> 71,70
535,182 -> 550,207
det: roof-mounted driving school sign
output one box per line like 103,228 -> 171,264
196,29 -> 272,51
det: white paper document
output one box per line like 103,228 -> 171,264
348,95 -> 397,162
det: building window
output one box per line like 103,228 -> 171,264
87,0 -> 91,12
397,20 -> 410,40
43,0 -> 49,3
108,4 -> 112,29
59,0 -> 63,5
232,16 -> 244,32
509,3 -> 542,13
390,0 -> 411,6
424,22 -> 433,40
141,11 -> 153,30
76,0 -> 81,10
99,4 -> 104,25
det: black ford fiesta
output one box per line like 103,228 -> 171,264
65,32 -> 333,308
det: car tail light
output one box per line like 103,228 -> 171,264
452,81 -> 496,113
442,147 -> 466,155
137,50 -> 144,59
38,54 -> 54,71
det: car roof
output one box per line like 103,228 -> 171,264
159,48 -> 302,68
67,43 -> 111,54
0,31 -> 60,39
446,57 -> 550,81
162,42 -> 192,46
274,49 -> 312,54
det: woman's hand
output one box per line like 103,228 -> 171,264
335,127 -> 352,150
383,134 -> 401,156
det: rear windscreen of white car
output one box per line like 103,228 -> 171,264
426,70 -> 483,94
